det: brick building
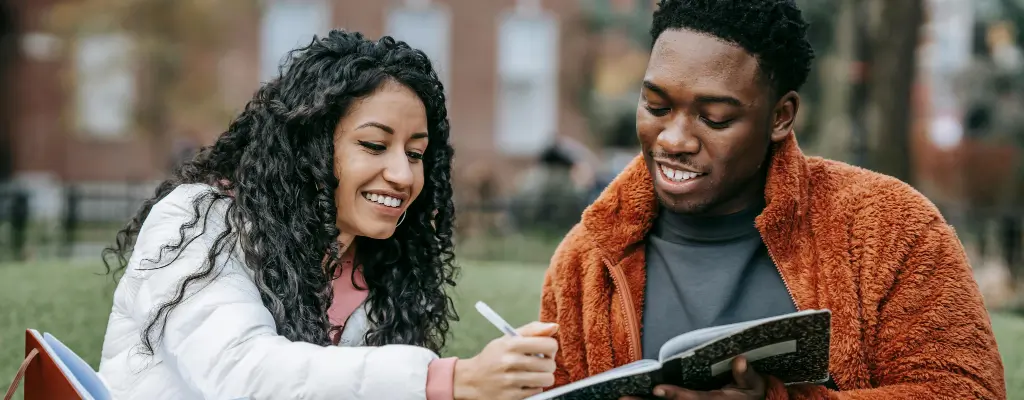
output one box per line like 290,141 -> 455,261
2,0 -> 660,218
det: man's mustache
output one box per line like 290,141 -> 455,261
649,151 -> 710,172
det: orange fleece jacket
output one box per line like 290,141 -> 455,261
539,135 -> 1006,399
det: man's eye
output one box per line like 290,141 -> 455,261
645,105 -> 669,117
701,117 -> 733,129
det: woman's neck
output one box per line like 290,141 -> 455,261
339,232 -> 357,255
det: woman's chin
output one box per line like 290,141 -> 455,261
351,223 -> 398,240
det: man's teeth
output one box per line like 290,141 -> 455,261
363,193 -> 402,208
660,165 -> 703,182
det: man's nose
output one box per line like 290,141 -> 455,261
656,118 -> 700,154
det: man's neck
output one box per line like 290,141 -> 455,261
655,198 -> 765,243
687,174 -> 768,217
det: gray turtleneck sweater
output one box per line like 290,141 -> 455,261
641,201 -> 797,360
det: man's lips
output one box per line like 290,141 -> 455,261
655,161 -> 707,195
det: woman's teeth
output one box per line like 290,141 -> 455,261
363,193 -> 402,208
661,165 -> 704,182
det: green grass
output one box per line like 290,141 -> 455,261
994,312 -> 1024,390
0,261 -> 116,389
444,260 -> 548,358
455,232 -> 565,265
2,260 -> 1024,398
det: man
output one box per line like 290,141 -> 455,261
539,1 -> 1006,399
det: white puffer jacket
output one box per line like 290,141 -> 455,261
98,184 -> 440,400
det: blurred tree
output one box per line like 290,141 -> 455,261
994,0 -> 1024,46
854,0 -> 925,184
577,0 -> 653,149
0,2 -> 15,181
580,0 -> 654,48
45,0 -> 258,164
791,0 -> 840,148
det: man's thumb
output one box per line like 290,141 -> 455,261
732,356 -> 761,389
516,321 -> 560,337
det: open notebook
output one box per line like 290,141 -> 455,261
527,309 -> 832,400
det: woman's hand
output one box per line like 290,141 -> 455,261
453,321 -> 559,400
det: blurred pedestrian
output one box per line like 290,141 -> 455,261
9,187 -> 28,261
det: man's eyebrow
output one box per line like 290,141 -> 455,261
644,80 -> 745,107
642,80 -> 668,97
694,95 -> 744,108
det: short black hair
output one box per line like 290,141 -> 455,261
651,0 -> 814,97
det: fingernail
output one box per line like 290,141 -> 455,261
653,387 -> 665,397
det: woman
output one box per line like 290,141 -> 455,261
98,30 -> 558,400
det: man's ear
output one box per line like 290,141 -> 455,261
770,91 -> 800,143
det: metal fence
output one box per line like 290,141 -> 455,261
0,182 -> 157,262
6,180 -> 1024,272
0,181 -> 587,264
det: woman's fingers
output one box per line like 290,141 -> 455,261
516,321 -> 559,337
498,351 -> 557,373
503,371 -> 557,390
504,336 -> 559,358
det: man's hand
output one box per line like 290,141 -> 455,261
620,356 -> 767,400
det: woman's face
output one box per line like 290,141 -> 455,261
334,81 -> 428,240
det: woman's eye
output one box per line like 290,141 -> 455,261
358,141 -> 386,153
701,117 -> 733,129
359,141 -> 423,162
645,105 -> 669,117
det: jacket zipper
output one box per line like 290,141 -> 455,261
758,230 -> 800,311
605,257 -> 642,363
759,229 -> 844,392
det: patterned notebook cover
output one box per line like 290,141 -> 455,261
529,309 -> 831,400
660,309 -> 831,391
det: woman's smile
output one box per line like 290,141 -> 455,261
361,190 -> 407,218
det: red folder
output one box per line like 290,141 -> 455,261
4,329 -> 87,400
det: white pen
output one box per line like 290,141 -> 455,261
475,301 -> 521,337
475,301 -> 546,358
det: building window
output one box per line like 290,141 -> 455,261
386,3 -> 452,91
75,34 -> 135,138
495,10 -> 559,156
260,0 -> 331,82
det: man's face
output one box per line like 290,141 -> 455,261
637,29 -> 798,216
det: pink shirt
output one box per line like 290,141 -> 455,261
327,251 -> 457,400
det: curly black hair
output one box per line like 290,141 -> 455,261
103,30 -> 458,354
651,0 -> 815,97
